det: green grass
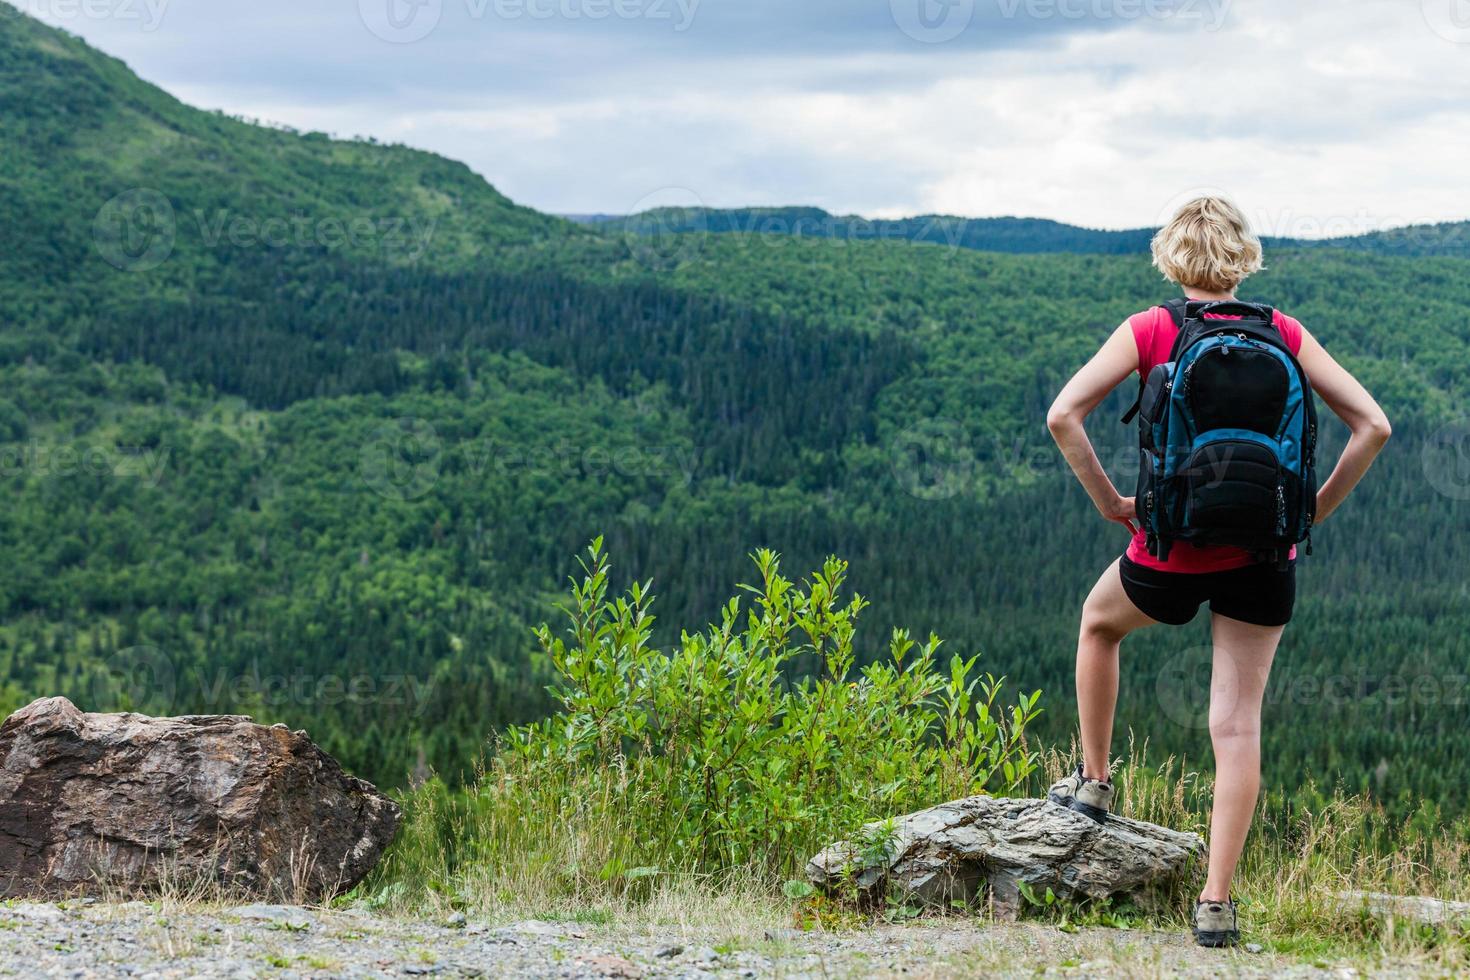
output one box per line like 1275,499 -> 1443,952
349,741 -> 1470,974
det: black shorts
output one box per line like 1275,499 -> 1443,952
1118,556 -> 1296,627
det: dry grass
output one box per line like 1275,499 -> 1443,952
363,770 -> 791,933
1041,739 -> 1470,968
84,835 -> 330,920
361,739 -> 1470,971
53,740 -> 1465,972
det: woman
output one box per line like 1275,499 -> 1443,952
1044,197 -> 1391,947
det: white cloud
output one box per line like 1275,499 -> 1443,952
15,0 -> 1470,229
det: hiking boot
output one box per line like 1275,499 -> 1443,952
1046,765 -> 1115,823
1192,898 -> 1241,948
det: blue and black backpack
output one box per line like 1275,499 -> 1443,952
1123,299 -> 1318,567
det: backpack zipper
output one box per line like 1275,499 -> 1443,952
1274,481 -> 1287,537
1183,336 -> 1243,390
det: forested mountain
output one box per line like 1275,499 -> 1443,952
1293,221 -> 1470,257
3,10 -> 1467,815
575,208 -> 1158,254
583,206 -> 1470,259
0,7 -> 566,311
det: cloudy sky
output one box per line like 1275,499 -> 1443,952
13,0 -> 1470,231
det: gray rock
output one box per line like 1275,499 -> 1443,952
229,904 -> 313,929
1336,890 -> 1470,925
0,696 -> 400,902
806,795 -> 1205,916
499,919 -> 584,938
576,954 -> 644,978
4,902 -> 66,922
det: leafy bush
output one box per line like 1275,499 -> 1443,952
374,539 -> 1041,907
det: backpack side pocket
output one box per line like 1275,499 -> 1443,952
1136,449 -> 1163,542
1137,362 -> 1174,452
1134,362 -> 1175,554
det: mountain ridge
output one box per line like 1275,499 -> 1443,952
0,8 -> 572,299
573,206 -> 1470,258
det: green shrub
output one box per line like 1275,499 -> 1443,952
373,539 -> 1041,909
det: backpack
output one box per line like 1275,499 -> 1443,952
1122,299 -> 1318,567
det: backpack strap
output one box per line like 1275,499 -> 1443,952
1168,300 -> 1278,363
1185,300 -> 1275,323
1120,300 -> 1190,425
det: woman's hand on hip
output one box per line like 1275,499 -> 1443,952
1100,494 -> 1138,536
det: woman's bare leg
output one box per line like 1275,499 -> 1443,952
1200,612 -> 1285,902
1076,559 -> 1158,780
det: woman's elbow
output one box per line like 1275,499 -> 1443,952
1363,412 -> 1392,447
1046,403 -> 1077,436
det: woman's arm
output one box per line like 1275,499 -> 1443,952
1296,327 -> 1392,524
1047,322 -> 1141,535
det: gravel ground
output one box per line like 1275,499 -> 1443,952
0,900 -> 1424,979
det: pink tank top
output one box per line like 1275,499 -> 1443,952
1125,304 -> 1305,574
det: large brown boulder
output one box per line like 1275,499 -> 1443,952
0,697 -> 400,900
807,795 -> 1205,917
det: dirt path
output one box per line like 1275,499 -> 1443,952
0,900 -> 1411,978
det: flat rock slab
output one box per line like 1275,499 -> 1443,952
229,903 -> 315,929
807,796 -> 1205,915
5,901 -> 66,923
0,696 -> 400,901
1337,891 -> 1470,926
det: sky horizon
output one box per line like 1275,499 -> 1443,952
11,0 -> 1470,236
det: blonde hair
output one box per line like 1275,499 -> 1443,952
1151,196 -> 1264,293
